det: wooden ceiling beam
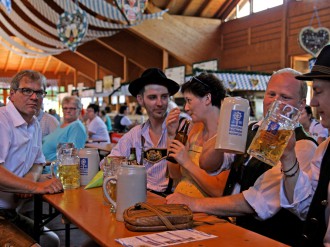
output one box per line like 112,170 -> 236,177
216,0 -> 241,20
17,56 -> 25,72
100,31 -> 163,70
42,56 -> 51,74
128,58 -> 145,70
76,40 -> 124,78
128,5 -> 221,65
201,0 -> 227,18
31,57 -> 37,70
4,48 -> 12,72
54,61 -> 62,75
95,39 -> 126,57
65,67 -> 71,76
54,51 -> 96,81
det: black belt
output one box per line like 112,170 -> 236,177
147,188 -> 172,198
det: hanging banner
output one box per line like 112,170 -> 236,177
57,8 -> 88,52
115,0 -> 149,23
299,27 -> 330,57
298,7 -> 330,57
1,0 -> 11,13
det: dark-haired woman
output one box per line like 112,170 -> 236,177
166,73 -> 230,198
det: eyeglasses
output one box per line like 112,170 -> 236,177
62,107 -> 77,111
16,88 -> 47,98
189,77 -> 210,89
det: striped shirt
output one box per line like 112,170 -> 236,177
37,111 -> 59,138
110,119 -> 169,192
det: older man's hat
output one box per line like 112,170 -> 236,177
296,45 -> 330,80
128,68 -> 180,97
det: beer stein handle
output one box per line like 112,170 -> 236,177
50,160 -> 59,178
103,176 -> 117,208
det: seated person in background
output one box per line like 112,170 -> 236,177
0,70 -> 63,246
86,103 -> 110,143
103,68 -> 180,196
100,109 -> 112,132
113,105 -> 134,132
167,68 -> 318,246
48,108 -> 60,122
299,104 -> 328,144
166,73 -> 229,198
135,105 -> 146,124
36,104 -> 59,138
42,96 -> 87,166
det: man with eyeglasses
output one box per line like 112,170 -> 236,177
0,70 -> 63,246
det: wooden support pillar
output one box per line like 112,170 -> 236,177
280,0 -> 289,68
162,50 -> 169,70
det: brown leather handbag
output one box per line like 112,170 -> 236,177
123,202 -> 194,232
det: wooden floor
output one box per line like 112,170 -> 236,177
47,214 -> 91,247
40,202 -> 95,247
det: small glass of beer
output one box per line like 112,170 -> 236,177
103,156 -> 127,212
247,100 -> 300,167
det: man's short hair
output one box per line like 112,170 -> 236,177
272,68 -> 307,100
10,70 -> 46,90
119,105 -> 128,114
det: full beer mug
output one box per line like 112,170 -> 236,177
103,164 -> 147,222
247,100 -> 300,166
51,147 -> 80,189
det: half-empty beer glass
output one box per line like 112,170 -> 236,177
247,100 -> 300,166
103,156 -> 127,211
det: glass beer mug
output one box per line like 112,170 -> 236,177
247,100 -> 300,167
51,147 -> 80,189
102,156 -> 127,209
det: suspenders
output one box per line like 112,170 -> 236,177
301,142 -> 330,246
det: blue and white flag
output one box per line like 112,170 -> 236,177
1,0 -> 11,13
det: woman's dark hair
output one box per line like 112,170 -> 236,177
87,103 -> 100,113
181,72 -> 227,108
305,105 -> 314,119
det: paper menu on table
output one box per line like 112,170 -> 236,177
116,229 -> 217,247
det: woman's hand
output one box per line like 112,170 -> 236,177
166,108 -> 181,138
168,139 -> 190,166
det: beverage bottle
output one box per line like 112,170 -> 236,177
128,147 -> 139,166
166,120 -> 190,164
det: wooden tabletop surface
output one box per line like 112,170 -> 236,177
43,187 -> 289,247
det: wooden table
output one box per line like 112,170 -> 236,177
36,187 -> 288,247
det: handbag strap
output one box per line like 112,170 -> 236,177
138,203 -> 177,230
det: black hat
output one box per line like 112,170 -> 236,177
128,68 -> 180,97
296,45 -> 330,80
